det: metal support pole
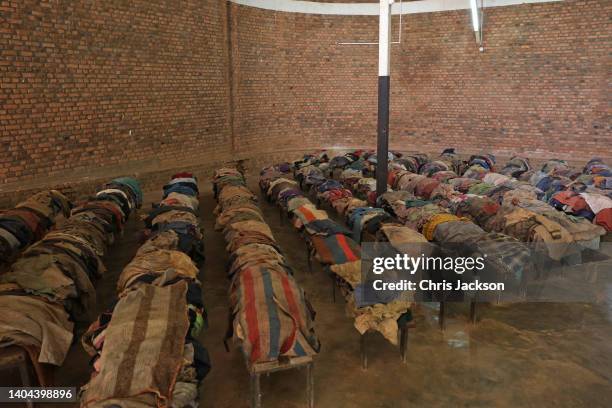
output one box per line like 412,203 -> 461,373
376,0 -> 392,196
306,362 -> 315,408
400,323 -> 409,364
360,333 -> 368,370
250,373 -> 261,408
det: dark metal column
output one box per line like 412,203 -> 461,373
376,75 -> 390,196
376,0 -> 392,196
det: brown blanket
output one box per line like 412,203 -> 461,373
81,282 -> 189,408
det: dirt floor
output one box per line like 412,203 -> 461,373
5,177 -> 612,407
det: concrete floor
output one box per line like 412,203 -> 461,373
8,179 -> 612,407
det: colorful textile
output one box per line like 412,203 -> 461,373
422,213 -> 469,241
292,204 -> 328,226
310,234 -> 361,265
230,265 -> 319,365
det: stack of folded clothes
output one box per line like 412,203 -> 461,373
80,172 -> 208,408
0,190 -> 72,263
0,178 -> 141,374
213,167 -> 320,367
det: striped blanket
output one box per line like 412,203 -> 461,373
80,282 -> 189,407
310,234 -> 361,265
230,265 -> 318,366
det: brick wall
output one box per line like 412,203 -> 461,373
0,0 -> 232,189
230,0 -> 611,161
1,0 -> 610,199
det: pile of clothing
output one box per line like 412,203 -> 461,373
213,168 -> 319,367
0,190 -> 72,263
263,160 -> 412,346
388,151 -> 609,252
0,177 -> 141,374
80,172 -> 207,408
500,156 -> 531,179
303,152 -> 534,286
389,167 -> 604,261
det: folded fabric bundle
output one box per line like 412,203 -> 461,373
348,207 -> 387,241
431,170 -> 459,183
377,191 -> 414,216
304,219 -> 352,237
314,179 -> 342,194
414,178 -> 441,199
454,196 -> 501,230
395,202 -> 449,232
264,157 -> 418,346
1,190 -> 72,262
500,156 -> 531,178
467,154 -> 496,172
583,158 -> 611,177
215,206 -> 264,231
163,176 -> 199,198
395,154 -> 429,174
483,172 -> 511,186
0,177 -> 140,369
292,204 -> 329,228
267,178 -> 298,200
277,188 -> 304,208
117,248 -> 199,292
419,160 -> 450,177
594,208 -> 612,231
377,224 -> 431,257
422,214 -> 472,241
463,165 -> 489,180
464,232 -> 532,283
549,191 -> 594,220
447,177 -> 481,193
214,168 -> 247,197
319,188 -> 352,204
82,172 -> 208,408
541,159 -> 570,175
310,233 -> 361,265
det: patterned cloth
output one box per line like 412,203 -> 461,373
310,234 -> 361,265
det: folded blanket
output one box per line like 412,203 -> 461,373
310,234 -> 361,265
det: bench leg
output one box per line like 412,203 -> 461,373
306,362 -> 314,408
250,373 -> 261,408
470,301 -> 477,324
360,333 -> 368,370
400,324 -> 409,364
18,361 -> 34,408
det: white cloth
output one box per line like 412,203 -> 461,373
483,172 -> 510,186
96,189 -> 132,209
168,177 -> 197,186
580,193 -> 612,215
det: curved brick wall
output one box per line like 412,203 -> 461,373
1,0 -> 232,187
1,0 -> 610,192
229,0 -> 611,161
